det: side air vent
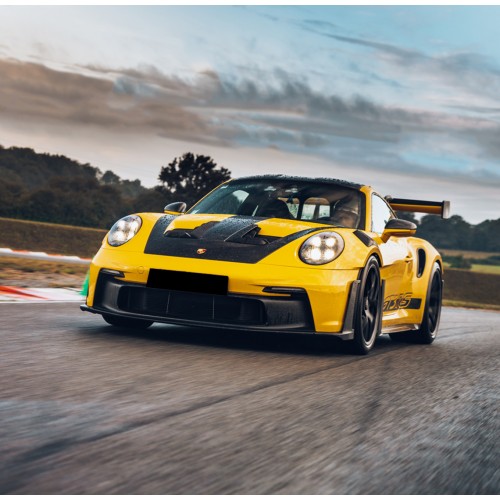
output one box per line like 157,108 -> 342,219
417,249 -> 426,278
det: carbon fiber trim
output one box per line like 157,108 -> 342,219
353,230 -> 377,247
233,174 -> 363,190
407,298 -> 422,310
144,215 -> 336,263
88,271 -> 315,331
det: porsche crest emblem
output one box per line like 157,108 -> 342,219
196,248 -> 207,255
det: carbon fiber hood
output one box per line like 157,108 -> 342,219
144,214 -> 331,264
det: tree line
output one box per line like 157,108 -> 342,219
0,145 -> 498,251
0,146 -> 230,229
397,211 -> 500,252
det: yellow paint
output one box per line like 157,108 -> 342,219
86,185 -> 443,336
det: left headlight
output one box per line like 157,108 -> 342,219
107,215 -> 142,247
299,231 -> 344,265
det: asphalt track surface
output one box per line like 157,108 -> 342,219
0,303 -> 499,494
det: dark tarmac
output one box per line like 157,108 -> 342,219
0,303 -> 499,494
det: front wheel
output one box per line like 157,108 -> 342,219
102,314 -> 153,330
349,256 -> 382,355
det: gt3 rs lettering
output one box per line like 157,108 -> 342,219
383,293 -> 410,311
383,293 -> 422,312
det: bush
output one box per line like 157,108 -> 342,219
443,254 -> 472,269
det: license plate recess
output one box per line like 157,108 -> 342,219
147,269 -> 228,295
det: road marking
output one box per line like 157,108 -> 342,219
0,247 -> 91,265
0,287 -> 83,302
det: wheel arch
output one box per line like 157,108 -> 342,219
363,249 -> 382,268
356,250 -> 382,281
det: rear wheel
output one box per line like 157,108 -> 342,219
102,314 -> 153,330
349,256 -> 382,355
390,262 -> 442,344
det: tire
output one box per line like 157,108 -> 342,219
102,313 -> 153,330
349,256 -> 382,355
390,262 -> 442,344
414,262 -> 443,344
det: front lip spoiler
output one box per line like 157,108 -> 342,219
80,304 -> 354,340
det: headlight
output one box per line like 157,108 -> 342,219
299,231 -> 344,265
107,215 -> 142,247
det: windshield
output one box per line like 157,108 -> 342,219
188,178 -> 364,229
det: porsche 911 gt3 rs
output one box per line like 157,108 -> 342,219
81,175 -> 450,354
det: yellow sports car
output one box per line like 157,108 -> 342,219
81,175 -> 450,354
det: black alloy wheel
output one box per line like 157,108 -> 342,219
416,262 -> 443,344
351,256 -> 382,354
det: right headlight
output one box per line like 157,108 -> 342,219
107,215 -> 142,247
299,231 -> 344,265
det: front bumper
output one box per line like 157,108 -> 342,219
83,248 -> 361,336
83,270 -> 317,332
82,270 -> 360,340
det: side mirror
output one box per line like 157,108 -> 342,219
164,201 -> 187,214
381,218 -> 416,242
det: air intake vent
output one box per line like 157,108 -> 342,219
417,249 -> 426,278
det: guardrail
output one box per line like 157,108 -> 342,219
0,248 -> 91,265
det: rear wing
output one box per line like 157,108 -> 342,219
385,196 -> 450,219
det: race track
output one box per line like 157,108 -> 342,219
0,303 -> 499,494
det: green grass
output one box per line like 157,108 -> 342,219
439,248 -> 500,259
0,217 -> 106,257
470,264 -> 500,275
440,248 -> 500,275
443,300 -> 500,311
0,256 -> 88,274
0,256 -> 88,288
442,262 -> 500,274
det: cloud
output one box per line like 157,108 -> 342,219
300,19 -> 500,104
1,56 -> 500,188
446,104 -> 500,115
0,58 -> 209,143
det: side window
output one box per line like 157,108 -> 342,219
371,194 -> 394,234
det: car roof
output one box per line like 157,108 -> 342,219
230,174 -> 364,190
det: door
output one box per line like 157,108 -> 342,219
370,194 -> 414,317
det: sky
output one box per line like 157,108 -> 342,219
0,5 -> 499,223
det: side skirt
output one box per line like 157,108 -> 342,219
381,323 -> 419,334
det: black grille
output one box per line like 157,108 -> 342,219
119,287 -> 264,325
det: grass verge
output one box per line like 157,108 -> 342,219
0,217 -> 105,257
443,300 -> 500,311
443,269 -> 499,309
439,248 -> 500,259
0,256 -> 88,288
470,264 -> 500,275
